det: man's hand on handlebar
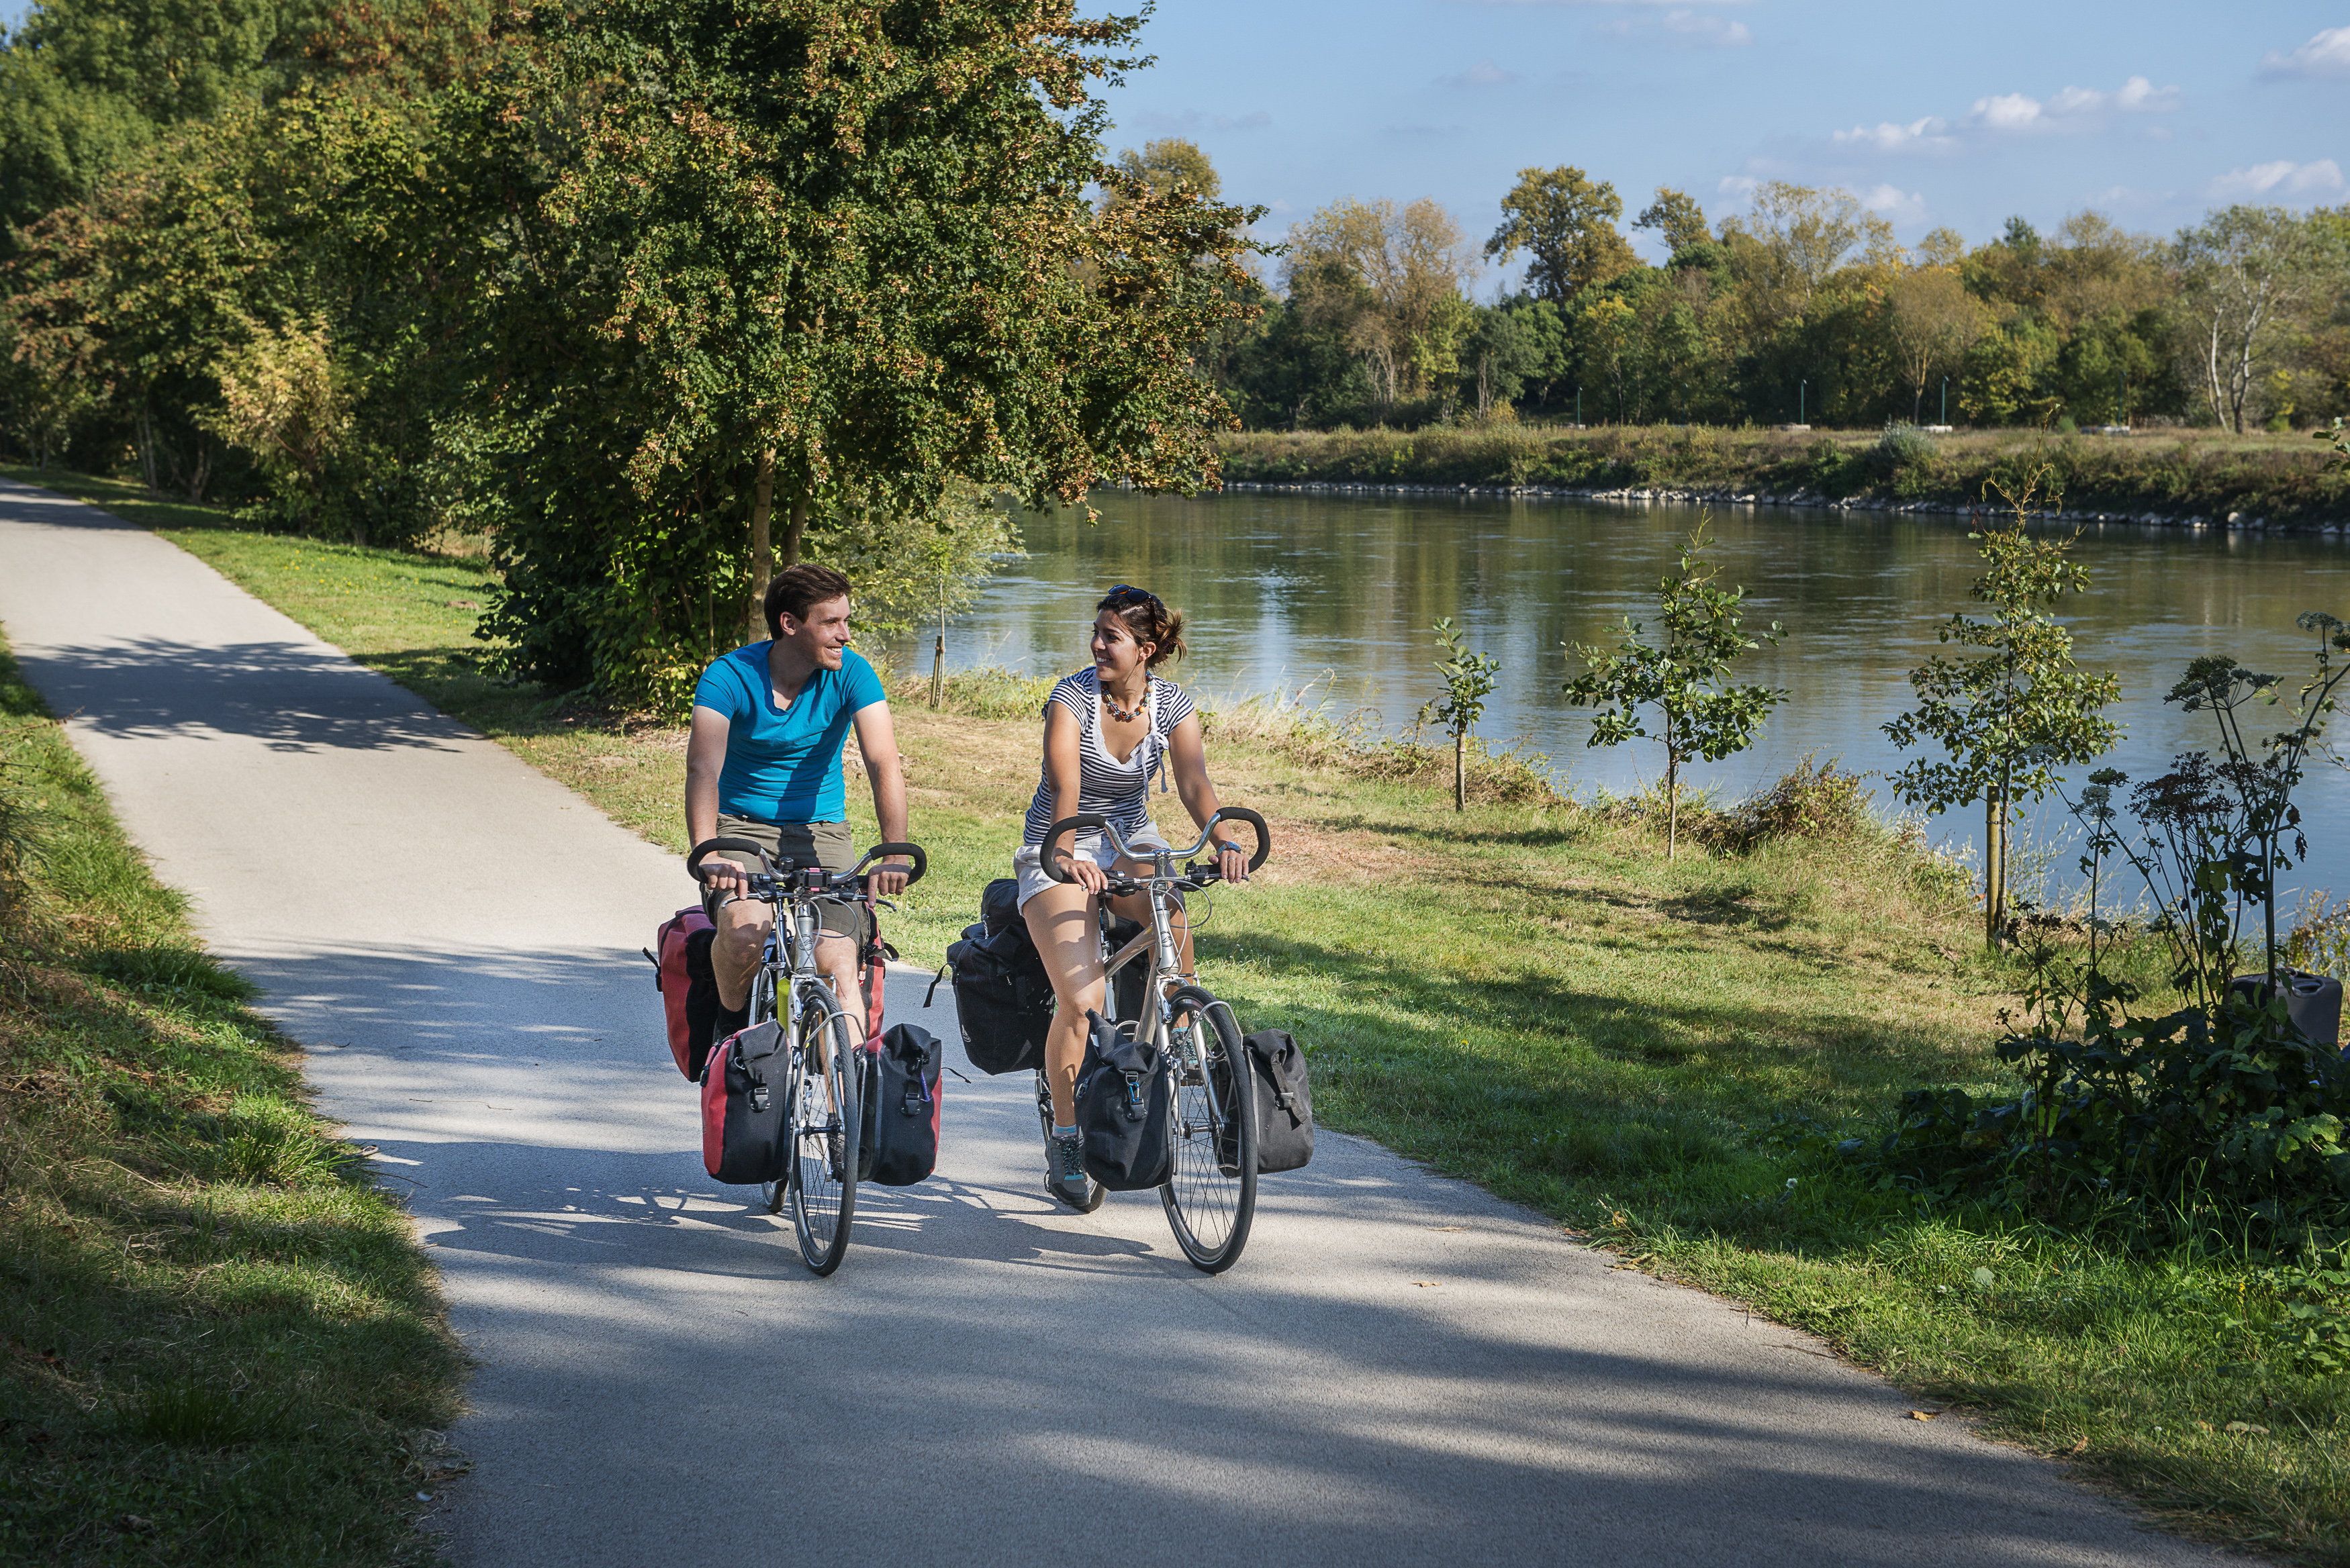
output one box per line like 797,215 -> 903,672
868,858 -> 911,897
699,858 -> 751,899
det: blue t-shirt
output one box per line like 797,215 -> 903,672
693,645 -> 886,822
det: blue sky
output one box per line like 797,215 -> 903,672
1095,0 -> 2349,286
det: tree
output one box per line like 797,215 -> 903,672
1484,165 -> 1636,307
1884,264 -> 1985,424
1419,618 -> 1499,810
0,0 -> 342,244
1283,196 -> 1476,409
1883,467 -> 2120,947
1632,187 -> 1709,258
1113,137 -> 1219,201
454,0 -> 1265,699
1574,293 -> 1638,424
1564,518 -> 1787,859
197,314 -> 355,530
1722,181 -> 1895,331
2173,205 -> 2333,434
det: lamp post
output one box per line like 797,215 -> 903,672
1940,377 -> 1948,426
1576,387 -> 1583,428
1799,379 -> 1807,425
2116,369 -> 2126,428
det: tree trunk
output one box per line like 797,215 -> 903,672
746,450 -> 775,641
1984,787 -> 2006,948
779,493 -> 808,569
1454,730 -> 1466,811
1666,752 -> 1680,861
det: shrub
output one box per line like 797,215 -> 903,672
1730,754 -> 1871,845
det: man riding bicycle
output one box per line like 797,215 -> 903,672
687,564 -> 911,1026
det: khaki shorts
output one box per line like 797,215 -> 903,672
704,816 -> 867,940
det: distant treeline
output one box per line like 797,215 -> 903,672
1149,148 -> 2349,438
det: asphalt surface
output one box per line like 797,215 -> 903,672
0,480 -> 2228,1567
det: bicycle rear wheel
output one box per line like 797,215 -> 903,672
1160,985 -> 1256,1273
787,987 -> 861,1275
747,961 -> 790,1216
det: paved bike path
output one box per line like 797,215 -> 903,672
0,481 -> 2220,1567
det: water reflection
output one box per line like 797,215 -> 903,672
886,493 -> 2350,899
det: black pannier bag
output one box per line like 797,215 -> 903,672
1218,1028 -> 1315,1175
700,1020 -> 789,1184
1074,1010 -> 1173,1191
980,877 -> 1025,938
934,883 -> 1058,1074
859,1024 -> 944,1186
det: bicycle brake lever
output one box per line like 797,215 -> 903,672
872,897 -> 900,914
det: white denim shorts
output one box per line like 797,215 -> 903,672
1012,824 -> 1172,911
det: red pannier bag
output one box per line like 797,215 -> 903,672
651,905 -> 719,1080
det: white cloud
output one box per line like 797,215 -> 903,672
2259,26 -> 2350,79
2203,159 -> 2346,199
1862,183 -> 1928,222
1716,175 -> 1759,197
1833,116 -> 1956,154
1445,58 -> 1519,86
1662,9 -> 1752,44
1965,75 -> 2181,134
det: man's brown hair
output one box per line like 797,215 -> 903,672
763,565 -> 853,637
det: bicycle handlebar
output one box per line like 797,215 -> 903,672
686,836 -> 927,893
1039,807 -> 1270,886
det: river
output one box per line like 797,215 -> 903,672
886,491 -> 2350,907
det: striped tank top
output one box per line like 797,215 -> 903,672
1021,669 -> 1197,845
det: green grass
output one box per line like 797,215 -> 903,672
0,640 -> 467,1567
21,477 -> 2350,1559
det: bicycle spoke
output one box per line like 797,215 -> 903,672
1160,989 -> 1256,1273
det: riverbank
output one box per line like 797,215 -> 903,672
0,640 -> 466,1565
1209,424 -> 2349,531
9,473 -> 2344,1561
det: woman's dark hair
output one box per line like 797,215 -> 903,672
1098,584 -> 1186,668
765,564 -> 854,637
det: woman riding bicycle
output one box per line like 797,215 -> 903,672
1018,584 -> 1252,1209
687,564 -> 911,1026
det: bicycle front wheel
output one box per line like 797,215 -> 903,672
1161,985 -> 1256,1274
787,987 -> 861,1276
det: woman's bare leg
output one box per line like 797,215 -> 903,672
1025,883 -> 1104,1128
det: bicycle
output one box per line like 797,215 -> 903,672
1037,807 -> 1270,1274
686,835 -> 928,1277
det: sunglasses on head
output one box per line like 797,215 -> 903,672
1103,583 -> 1162,609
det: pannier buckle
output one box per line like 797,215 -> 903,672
1123,1069 -> 1143,1122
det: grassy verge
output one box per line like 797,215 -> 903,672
1213,424 -> 2349,524
23,481 -> 2349,1560
0,641 -> 466,1565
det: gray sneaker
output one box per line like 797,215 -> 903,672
1045,1132 -> 1100,1211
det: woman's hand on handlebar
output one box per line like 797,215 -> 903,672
1055,844 -> 1112,895
1215,838 -> 1250,886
